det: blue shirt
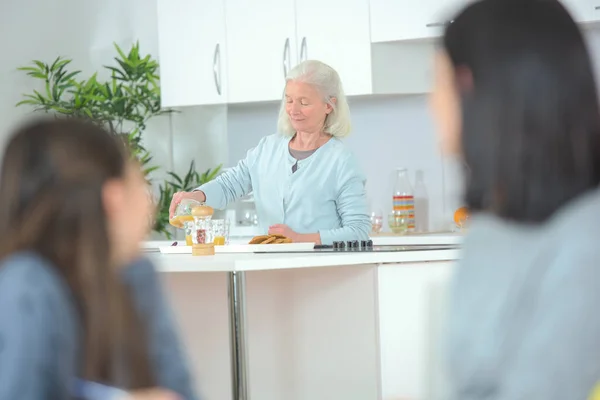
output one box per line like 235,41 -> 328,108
446,188 -> 600,399
198,134 -> 371,244
0,252 -> 199,400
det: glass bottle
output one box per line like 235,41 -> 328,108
414,170 -> 429,233
392,168 -> 415,232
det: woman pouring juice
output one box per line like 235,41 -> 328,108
170,200 -> 227,246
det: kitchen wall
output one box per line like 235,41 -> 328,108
2,1 -> 600,235
0,0 -> 228,185
227,96 -> 464,232
225,27 -> 600,232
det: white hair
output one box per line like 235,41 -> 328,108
277,60 -> 352,138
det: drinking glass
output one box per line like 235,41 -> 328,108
370,208 -> 384,234
211,219 -> 230,245
388,210 -> 409,234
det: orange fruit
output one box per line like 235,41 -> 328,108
589,381 -> 600,400
454,207 -> 470,227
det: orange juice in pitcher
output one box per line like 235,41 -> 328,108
170,199 -> 202,245
169,215 -> 195,245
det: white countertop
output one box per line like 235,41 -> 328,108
146,232 -> 463,248
371,232 -> 463,246
147,247 -> 462,272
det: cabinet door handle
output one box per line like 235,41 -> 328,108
300,37 -> 307,62
596,5 -> 600,9
282,38 -> 290,79
213,43 -> 222,95
426,20 -> 453,27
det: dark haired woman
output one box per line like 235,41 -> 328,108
430,0 -> 600,398
0,119 -> 198,399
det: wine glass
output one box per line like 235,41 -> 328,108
370,208 -> 384,234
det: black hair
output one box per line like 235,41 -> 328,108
443,0 -> 600,223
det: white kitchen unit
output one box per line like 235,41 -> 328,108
156,0 -> 228,106
158,0 -> 435,104
149,246 -> 460,400
156,0 -> 600,106
223,0 -> 436,98
224,0 -> 297,103
294,0 -> 373,96
370,0 -> 467,43
225,0 -> 374,101
563,0 -> 598,23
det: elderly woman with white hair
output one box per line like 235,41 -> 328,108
169,60 -> 371,245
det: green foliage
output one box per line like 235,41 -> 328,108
16,42 -> 165,177
16,42 -> 222,237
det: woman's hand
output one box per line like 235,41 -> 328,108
169,191 -> 206,219
268,224 -> 299,241
126,388 -> 181,400
269,224 -> 322,245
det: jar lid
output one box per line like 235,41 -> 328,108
192,205 -> 214,217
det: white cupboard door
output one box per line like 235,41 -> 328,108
562,0 -> 596,22
295,0 -> 372,96
370,0 -> 466,42
157,0 -> 228,107
225,0 -> 297,103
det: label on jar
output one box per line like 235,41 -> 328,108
392,195 -> 415,230
196,229 -> 206,244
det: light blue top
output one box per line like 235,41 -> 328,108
446,188 -> 600,399
198,133 -> 371,244
0,252 -> 199,400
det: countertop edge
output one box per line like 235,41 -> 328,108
150,249 -> 462,273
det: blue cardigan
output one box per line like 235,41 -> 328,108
198,134 -> 371,244
0,252 -> 199,400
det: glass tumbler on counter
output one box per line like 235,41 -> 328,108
211,219 -> 230,245
370,209 -> 384,234
388,210 -> 409,234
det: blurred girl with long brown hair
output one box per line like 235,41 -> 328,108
0,118 -> 199,399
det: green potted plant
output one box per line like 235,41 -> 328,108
16,42 -> 222,238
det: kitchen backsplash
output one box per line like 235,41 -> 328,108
227,95 -> 465,232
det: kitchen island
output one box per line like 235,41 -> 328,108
148,244 -> 461,400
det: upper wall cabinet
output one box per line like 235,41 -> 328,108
225,0 -> 373,102
562,0 -> 598,23
157,0 -> 228,107
370,0 -> 467,42
295,0 -> 373,96
225,0 -> 297,103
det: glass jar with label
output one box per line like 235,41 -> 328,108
191,205 -> 215,256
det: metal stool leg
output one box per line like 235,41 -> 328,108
227,271 -> 250,400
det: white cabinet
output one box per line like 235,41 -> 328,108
562,0 -> 598,23
295,0 -> 373,96
226,0 -> 373,101
225,0 -> 296,103
157,0 -> 228,106
157,0 -> 444,104
370,0 -> 467,42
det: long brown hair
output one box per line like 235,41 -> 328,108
0,118 -> 155,387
